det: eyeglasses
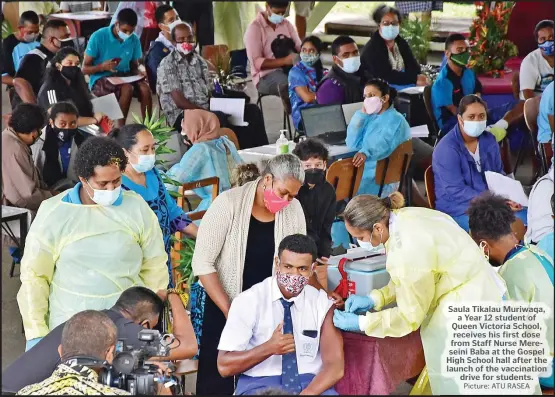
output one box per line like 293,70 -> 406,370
381,21 -> 399,27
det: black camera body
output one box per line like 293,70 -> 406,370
101,329 -> 176,395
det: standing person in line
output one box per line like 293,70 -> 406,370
110,124 -> 198,287
332,192 -> 507,395
192,154 -> 307,395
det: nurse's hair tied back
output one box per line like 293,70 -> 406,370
343,192 -> 404,231
262,154 -> 305,184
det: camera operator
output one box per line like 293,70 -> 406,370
16,310 -> 130,395
3,287 -> 197,394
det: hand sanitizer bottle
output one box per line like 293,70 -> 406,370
276,131 -> 289,154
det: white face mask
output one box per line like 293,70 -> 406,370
131,154 -> 156,173
85,180 -> 121,206
357,225 -> 385,252
339,56 -> 361,74
462,120 -> 487,138
165,19 -> 183,33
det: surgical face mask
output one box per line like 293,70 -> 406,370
357,225 -> 384,252
275,264 -> 312,295
450,51 -> 470,67
339,56 -> 361,74
118,29 -> 131,41
268,12 -> 285,25
165,19 -> 182,33
60,65 -> 81,81
304,168 -> 325,185
131,153 -> 156,173
539,40 -> 554,56
462,120 -> 487,138
263,182 -> 291,214
22,32 -> 38,43
364,96 -> 383,114
177,42 -> 195,55
300,53 -> 320,67
85,180 -> 122,206
381,25 -> 400,41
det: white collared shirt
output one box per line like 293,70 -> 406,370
155,32 -> 175,51
218,277 -> 333,378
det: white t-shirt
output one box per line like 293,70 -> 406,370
525,165 -> 554,244
467,142 -> 481,172
218,276 -> 333,378
519,48 -> 554,100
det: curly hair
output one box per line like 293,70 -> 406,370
467,192 -> 515,241
230,163 -> 260,187
292,138 -> 329,162
74,136 -> 128,179
8,103 -> 46,134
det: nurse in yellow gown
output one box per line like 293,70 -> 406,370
469,192 -> 553,391
332,192 -> 507,395
18,136 -> 168,351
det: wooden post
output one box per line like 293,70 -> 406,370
305,1 -> 336,35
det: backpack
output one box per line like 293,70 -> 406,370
271,34 -> 297,75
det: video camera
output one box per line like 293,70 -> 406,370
101,329 -> 178,395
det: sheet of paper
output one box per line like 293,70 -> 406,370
399,86 -> 425,94
91,93 -> 124,120
106,75 -> 144,85
342,102 -> 363,124
210,98 -> 248,126
410,124 -> 429,138
484,171 -> 529,207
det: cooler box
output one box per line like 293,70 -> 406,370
328,247 -> 390,297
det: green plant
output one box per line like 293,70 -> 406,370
2,19 -> 13,39
468,2 -> 518,78
400,16 -> 432,65
172,236 -> 197,288
131,107 -> 182,196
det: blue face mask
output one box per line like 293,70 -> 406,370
381,25 -> 400,41
117,28 -> 131,41
268,12 -> 284,25
539,40 -> 554,56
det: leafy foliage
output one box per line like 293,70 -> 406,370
468,2 -> 518,78
172,235 -> 197,288
2,19 -> 13,39
400,16 -> 432,65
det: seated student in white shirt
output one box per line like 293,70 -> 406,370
217,234 -> 344,396
519,19 -> 554,100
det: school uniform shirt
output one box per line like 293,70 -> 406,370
12,45 -> 55,109
538,81 -> 554,144
144,33 -> 173,88
218,276 -> 333,378
297,182 -> 336,258
525,166 -> 554,244
85,26 -> 142,89
519,48 -> 554,100
1,34 -> 40,78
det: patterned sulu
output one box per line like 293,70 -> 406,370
280,298 -> 302,393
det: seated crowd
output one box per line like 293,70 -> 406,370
1,1 -> 553,395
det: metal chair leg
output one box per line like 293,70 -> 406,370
257,95 -> 265,123
10,259 -> 16,278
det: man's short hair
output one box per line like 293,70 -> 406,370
331,35 -> 356,56
49,101 -> 79,121
171,21 -> 193,42
535,20 -> 554,40
444,33 -> 467,51
9,103 -> 46,133
267,1 -> 290,10
19,11 -> 39,26
468,192 -> 515,241
292,138 -> 329,162
278,234 -> 318,262
113,286 -> 164,322
155,4 -> 175,25
117,8 -> 138,27
42,19 -> 67,39
61,310 -> 117,360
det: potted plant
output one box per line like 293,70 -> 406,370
400,16 -> 433,66
172,235 -> 197,289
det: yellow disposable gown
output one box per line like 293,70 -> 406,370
360,207 -> 507,395
17,190 -> 169,340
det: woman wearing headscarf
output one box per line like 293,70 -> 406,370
164,110 -> 243,213
110,124 -> 198,288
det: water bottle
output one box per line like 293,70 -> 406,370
276,131 -> 289,154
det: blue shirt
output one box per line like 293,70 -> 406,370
432,124 -> 504,217
85,25 -> 142,89
538,231 -> 554,262
61,182 -> 124,206
538,81 -> 554,144
121,168 -> 191,287
288,62 -> 320,129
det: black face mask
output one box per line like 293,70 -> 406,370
54,127 -> 77,143
60,65 -> 81,81
304,168 -> 326,185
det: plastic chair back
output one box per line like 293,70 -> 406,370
220,128 -> 240,150
375,140 -> 413,197
325,158 -> 364,202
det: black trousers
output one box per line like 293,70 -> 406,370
173,1 -> 214,52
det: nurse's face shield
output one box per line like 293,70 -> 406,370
274,250 -> 315,278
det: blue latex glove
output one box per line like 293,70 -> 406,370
333,309 -> 362,332
344,295 -> 374,314
25,337 -> 43,351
